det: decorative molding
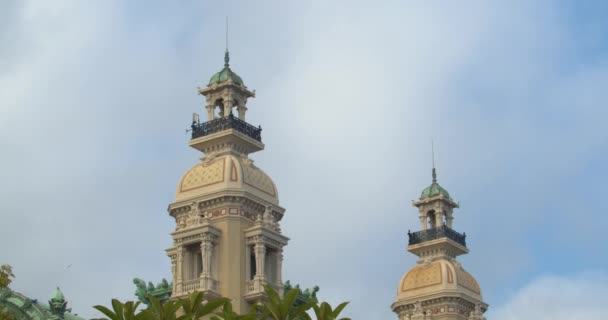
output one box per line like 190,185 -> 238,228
401,262 -> 442,292
230,159 -> 238,181
179,158 -> 225,192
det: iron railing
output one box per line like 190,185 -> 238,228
407,225 -> 466,247
191,113 -> 262,141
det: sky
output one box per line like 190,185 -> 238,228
1,0 -> 607,319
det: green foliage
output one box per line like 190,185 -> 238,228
310,302 -> 350,320
210,300 -> 257,320
0,265 -> 14,289
94,285 -> 350,320
94,291 -> 223,320
254,286 -> 313,320
0,265 -> 15,320
177,291 -> 226,320
94,300 -> 145,320
139,295 -> 186,320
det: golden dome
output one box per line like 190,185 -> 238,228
396,260 -> 482,303
174,154 -> 278,205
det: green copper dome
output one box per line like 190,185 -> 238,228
208,50 -> 244,86
420,168 -> 451,199
0,287 -> 85,320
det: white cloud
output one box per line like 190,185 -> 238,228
490,272 -> 608,320
1,0 -> 608,319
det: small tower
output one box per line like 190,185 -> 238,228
165,50 -> 287,314
199,49 -> 254,122
392,168 -> 488,320
49,287 -> 67,320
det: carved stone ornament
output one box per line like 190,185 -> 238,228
468,303 -> 486,320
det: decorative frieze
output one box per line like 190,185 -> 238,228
169,195 -> 284,222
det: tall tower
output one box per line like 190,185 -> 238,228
392,168 -> 488,320
165,50 -> 288,314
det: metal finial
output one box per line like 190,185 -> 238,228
224,17 -> 230,68
431,139 -> 437,183
431,139 -> 435,169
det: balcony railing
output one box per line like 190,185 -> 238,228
191,113 -> 262,142
407,225 -> 467,247
182,278 -> 200,292
246,279 -> 280,294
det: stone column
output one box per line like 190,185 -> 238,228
436,211 -> 443,228
276,248 -> 283,294
170,254 -> 177,293
206,104 -> 214,120
200,239 -> 213,277
237,99 -> 247,121
175,247 -> 184,294
446,209 -> 454,228
199,236 -> 214,291
419,215 -> 426,230
223,95 -> 233,117
254,240 -> 266,280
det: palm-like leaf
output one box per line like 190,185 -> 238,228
180,291 -> 226,319
140,295 -> 186,320
311,301 -> 350,320
255,286 -> 312,320
94,299 -> 144,320
210,300 -> 257,320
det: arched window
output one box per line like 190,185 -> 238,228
214,99 -> 225,118
427,211 -> 437,229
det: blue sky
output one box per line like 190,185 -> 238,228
1,1 -> 607,319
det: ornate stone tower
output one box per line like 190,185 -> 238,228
392,168 -> 488,320
165,50 -> 288,314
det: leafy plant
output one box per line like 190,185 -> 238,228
0,265 -> 15,320
255,286 -> 313,320
210,299 -> 257,320
311,302 -> 350,320
94,300 -> 145,320
139,295 -> 186,320
180,291 -> 226,320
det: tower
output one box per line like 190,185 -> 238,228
49,287 -> 67,320
392,168 -> 488,320
165,50 -> 288,314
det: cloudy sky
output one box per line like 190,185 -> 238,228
2,0 -> 608,319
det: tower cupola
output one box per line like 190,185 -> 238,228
208,50 -> 245,86
420,168 -> 451,199
191,51 -> 259,155
392,165 -> 488,320
166,47 -> 288,315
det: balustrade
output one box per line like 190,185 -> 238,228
182,278 -> 200,292
191,113 -> 262,141
407,225 -> 466,247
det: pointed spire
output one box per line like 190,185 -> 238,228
51,287 -> 64,301
224,50 -> 230,68
49,287 -> 67,320
224,16 -> 230,68
431,139 -> 437,183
